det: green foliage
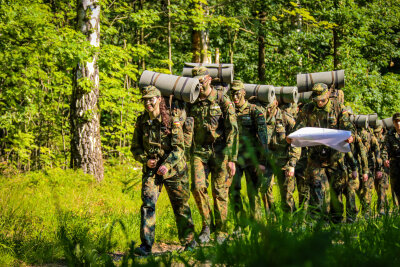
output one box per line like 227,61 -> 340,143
1,166 -> 400,265
0,0 -> 399,171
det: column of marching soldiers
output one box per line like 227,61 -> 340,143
131,65 -> 400,256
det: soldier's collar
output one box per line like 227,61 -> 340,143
145,113 -> 162,124
236,100 -> 248,113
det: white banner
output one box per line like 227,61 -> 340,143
287,127 -> 351,153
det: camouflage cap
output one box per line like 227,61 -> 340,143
142,85 -> 161,99
192,66 -> 210,79
392,112 -> 400,121
231,80 -> 244,91
312,83 -> 329,101
373,125 -> 383,133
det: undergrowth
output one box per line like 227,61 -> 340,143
1,165 -> 399,266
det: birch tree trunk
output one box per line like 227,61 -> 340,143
70,0 -> 104,181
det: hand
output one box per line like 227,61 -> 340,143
346,135 -> 354,144
157,165 -> 168,176
351,171 -> 358,179
147,159 -> 157,168
286,137 -> 292,144
362,173 -> 368,182
227,161 -> 236,177
376,171 -> 383,180
384,160 -> 390,168
285,166 -> 295,177
258,164 -> 266,174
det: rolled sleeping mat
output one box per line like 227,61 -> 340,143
275,86 -> 299,104
350,114 -> 369,128
297,70 -> 345,92
182,63 -> 234,84
367,113 -> 378,127
243,84 -> 275,103
298,91 -> 313,104
380,117 -> 394,129
139,70 -> 200,103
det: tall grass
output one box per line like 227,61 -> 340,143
1,165 -> 399,266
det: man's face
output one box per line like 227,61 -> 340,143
394,119 -> 400,132
231,90 -> 244,105
144,96 -> 160,112
315,97 -> 329,108
267,100 -> 278,115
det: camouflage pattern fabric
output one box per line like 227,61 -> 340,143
289,147 -> 310,214
230,100 -> 269,222
131,110 -> 194,248
374,130 -> 390,213
358,127 -> 382,216
345,149 -> 360,222
187,88 -> 238,233
293,99 -> 354,222
383,129 -> 400,207
344,136 -> 365,221
263,105 -> 301,213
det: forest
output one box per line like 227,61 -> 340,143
1,0 -> 400,265
1,0 -> 400,173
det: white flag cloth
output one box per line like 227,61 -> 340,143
287,127 -> 351,153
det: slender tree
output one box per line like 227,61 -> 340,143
70,0 -> 104,181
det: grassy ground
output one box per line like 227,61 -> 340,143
0,164 -> 399,266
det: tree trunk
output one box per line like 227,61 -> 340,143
192,30 -> 201,63
258,11 -> 267,82
296,0 -> 303,68
215,48 -> 220,64
333,0 -> 339,69
200,30 -> 209,63
167,0 -> 172,73
71,0 -> 104,182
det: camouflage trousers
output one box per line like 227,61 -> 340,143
359,171 -> 374,216
306,159 -> 347,223
390,160 -> 400,208
375,169 -> 390,214
261,160 -> 295,214
346,174 -> 360,222
140,168 -> 194,249
293,160 -> 310,212
191,145 -> 231,233
230,163 -> 263,223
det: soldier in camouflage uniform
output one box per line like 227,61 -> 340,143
263,99 -> 301,214
357,126 -> 381,217
373,124 -> 390,214
186,66 -> 239,243
228,80 -> 269,223
383,113 -> 400,209
131,86 -> 195,255
343,122 -> 368,222
287,83 -> 354,223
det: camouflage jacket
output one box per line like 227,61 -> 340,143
235,100 -> 269,167
131,112 -> 186,179
187,88 -> 239,162
293,99 -> 354,162
351,132 -> 369,175
383,129 -> 400,162
266,106 -> 300,167
345,150 -> 358,173
358,128 -> 382,171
